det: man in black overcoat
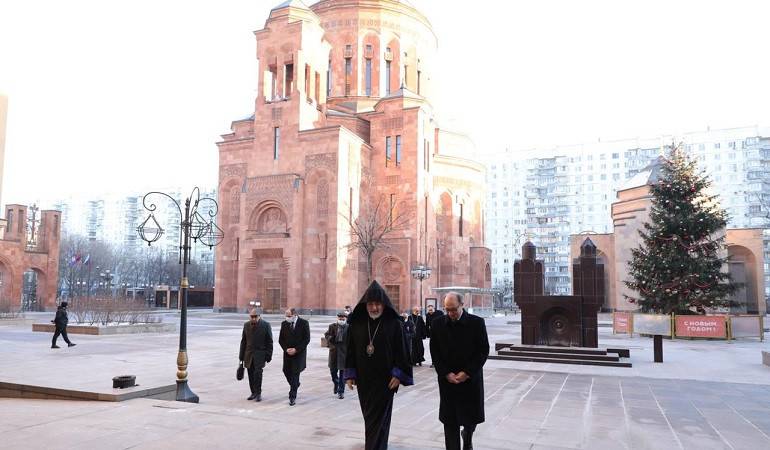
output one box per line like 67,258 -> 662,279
425,303 -> 444,368
430,292 -> 489,450
409,306 -> 426,366
324,311 -> 349,399
51,302 -> 76,348
239,308 -> 273,401
279,307 -> 310,406
425,303 -> 444,338
345,281 -> 413,450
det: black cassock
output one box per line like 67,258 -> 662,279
409,313 -> 426,364
430,311 -> 489,426
345,281 -> 413,450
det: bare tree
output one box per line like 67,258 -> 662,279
344,194 -> 411,283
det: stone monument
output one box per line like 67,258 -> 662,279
514,238 -> 603,348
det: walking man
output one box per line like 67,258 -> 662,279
279,307 -> 310,406
324,311 -> 349,399
409,306 -> 426,366
239,307 -> 273,401
51,302 -> 75,348
430,292 -> 489,450
345,281 -> 413,450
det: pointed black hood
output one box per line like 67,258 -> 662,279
349,280 -> 399,322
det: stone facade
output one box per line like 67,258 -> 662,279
215,0 -> 490,314
0,204 -> 61,311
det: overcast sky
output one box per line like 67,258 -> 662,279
1,0 -> 768,206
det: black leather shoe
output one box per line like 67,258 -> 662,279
338,392 -> 344,399
51,345 -> 60,349
247,393 -> 257,400
289,398 -> 296,406
255,394 -> 262,402
68,343 -> 77,347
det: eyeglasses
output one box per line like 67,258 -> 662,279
445,307 -> 460,313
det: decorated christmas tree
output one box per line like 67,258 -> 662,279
624,145 -> 738,314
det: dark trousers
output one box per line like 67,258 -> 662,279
284,370 -> 300,399
247,362 -> 263,395
330,369 -> 344,394
52,327 -> 72,346
443,423 -> 476,450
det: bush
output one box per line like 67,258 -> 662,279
66,296 -> 155,325
0,298 -> 21,319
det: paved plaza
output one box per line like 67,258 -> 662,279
2,312 -> 770,449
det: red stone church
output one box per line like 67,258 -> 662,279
215,0 -> 490,314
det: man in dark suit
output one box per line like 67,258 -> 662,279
430,292 -> 489,450
51,302 -> 76,349
239,308 -> 273,402
279,307 -> 310,406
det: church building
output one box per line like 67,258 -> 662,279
215,0 -> 490,314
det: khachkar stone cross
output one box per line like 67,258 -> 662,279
26,204 -> 40,249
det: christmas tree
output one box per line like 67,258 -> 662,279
624,145 -> 738,314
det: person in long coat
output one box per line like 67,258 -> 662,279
279,307 -> 310,406
425,303 -> 444,338
430,292 -> 489,450
401,312 -> 415,364
345,281 -> 413,450
239,308 -> 273,401
51,302 -> 75,348
324,311 -> 349,399
409,306 -> 426,366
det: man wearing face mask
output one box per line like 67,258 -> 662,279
345,281 -> 413,450
279,307 -> 310,406
324,312 -> 349,399
430,292 -> 489,450
239,307 -> 273,402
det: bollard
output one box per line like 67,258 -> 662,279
653,335 -> 663,363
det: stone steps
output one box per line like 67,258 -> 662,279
491,343 -> 632,368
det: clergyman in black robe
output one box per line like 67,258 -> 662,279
409,307 -> 426,365
430,292 -> 489,450
345,281 -> 413,450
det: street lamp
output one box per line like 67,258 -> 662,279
99,270 -> 113,296
137,187 -> 223,403
410,264 -> 432,315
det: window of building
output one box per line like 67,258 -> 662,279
417,70 -> 421,95
326,59 -> 332,96
365,57 -> 372,96
268,65 -> 278,99
273,127 -> 280,160
314,72 -> 320,103
385,50 -> 392,95
459,203 -> 464,237
284,63 -> 294,98
304,64 -> 310,97
344,56 -> 352,96
396,135 -> 402,166
385,136 -> 392,166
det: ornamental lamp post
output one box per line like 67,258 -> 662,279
137,187 -> 224,403
410,264 -> 432,315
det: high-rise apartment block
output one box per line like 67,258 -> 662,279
486,126 -> 770,299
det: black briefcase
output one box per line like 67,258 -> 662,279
236,362 -> 244,381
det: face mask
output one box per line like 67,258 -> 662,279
337,319 -> 346,325
286,316 -> 296,323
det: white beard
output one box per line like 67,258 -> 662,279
368,311 -> 382,320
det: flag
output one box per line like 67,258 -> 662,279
69,254 -> 77,266
83,254 -> 90,266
